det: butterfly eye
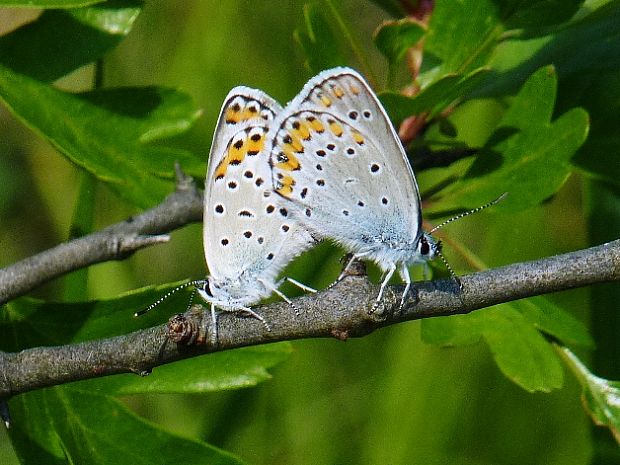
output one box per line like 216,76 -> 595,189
203,280 -> 213,298
419,237 -> 431,256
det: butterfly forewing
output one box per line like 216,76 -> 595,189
269,68 -> 423,247
204,88 -> 313,282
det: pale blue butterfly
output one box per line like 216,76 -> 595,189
141,87 -> 316,341
269,67 -> 442,307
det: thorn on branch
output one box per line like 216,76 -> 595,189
174,162 -> 195,192
114,234 -> 171,259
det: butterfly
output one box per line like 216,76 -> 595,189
141,87 -> 316,342
269,67 -> 441,307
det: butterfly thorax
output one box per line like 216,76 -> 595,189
351,231 -> 437,273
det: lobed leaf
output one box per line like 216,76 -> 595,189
422,305 -> 564,393
435,66 -> 588,212
517,296 -> 594,348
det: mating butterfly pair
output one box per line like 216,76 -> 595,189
146,68 -> 451,341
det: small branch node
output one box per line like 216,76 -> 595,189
174,162 -> 195,192
330,328 -> 349,341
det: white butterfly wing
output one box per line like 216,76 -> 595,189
269,68 -> 422,249
204,87 -> 314,282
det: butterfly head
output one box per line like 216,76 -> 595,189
196,274 -> 266,310
416,232 -> 439,262
196,277 -> 231,307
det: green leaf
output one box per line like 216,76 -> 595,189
420,1 -> 502,80
63,171 -> 97,301
0,0 -> 103,6
379,67 -> 490,122
559,347 -> 620,444
367,0 -> 407,17
8,388 -> 247,465
436,66 -> 589,212
419,0 -> 593,91
75,344 -> 293,395
565,69 -> 620,187
0,3 -> 141,82
0,65 -> 203,208
475,3 -> 620,98
517,296 -> 594,348
373,18 -> 425,66
294,3 -> 347,74
501,0 -> 583,29
422,305 -> 564,393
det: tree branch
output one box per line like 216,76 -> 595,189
0,239 -> 618,400
0,166 -> 203,305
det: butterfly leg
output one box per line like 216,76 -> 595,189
337,251 -> 371,282
259,278 -> 300,316
281,276 -> 317,293
207,303 -> 218,345
238,305 -> 272,332
371,262 -> 397,312
398,264 -> 412,308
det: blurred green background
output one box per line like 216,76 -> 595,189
0,1 -> 605,464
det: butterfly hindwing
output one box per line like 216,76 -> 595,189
269,68 -> 423,249
204,87 -> 313,283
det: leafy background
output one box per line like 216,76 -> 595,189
0,0 -> 619,464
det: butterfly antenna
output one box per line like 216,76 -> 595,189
429,192 -> 507,234
433,241 -> 462,290
185,286 -> 198,313
135,280 -> 205,317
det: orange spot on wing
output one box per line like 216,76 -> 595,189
320,95 -> 332,107
307,117 -> 325,133
224,106 -> 261,124
287,132 -> 305,153
214,162 -> 227,180
292,121 -> 312,141
277,148 -> 301,171
329,121 -> 344,137
212,138 -> 247,179
247,133 -> 265,154
240,108 -> 260,121
225,107 -> 241,124
351,130 -> 365,145
276,175 -> 295,196
349,85 -> 360,95
332,86 -> 345,98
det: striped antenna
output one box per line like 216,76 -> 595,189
135,280 -> 206,317
429,192 -> 507,234
432,241 -> 462,289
